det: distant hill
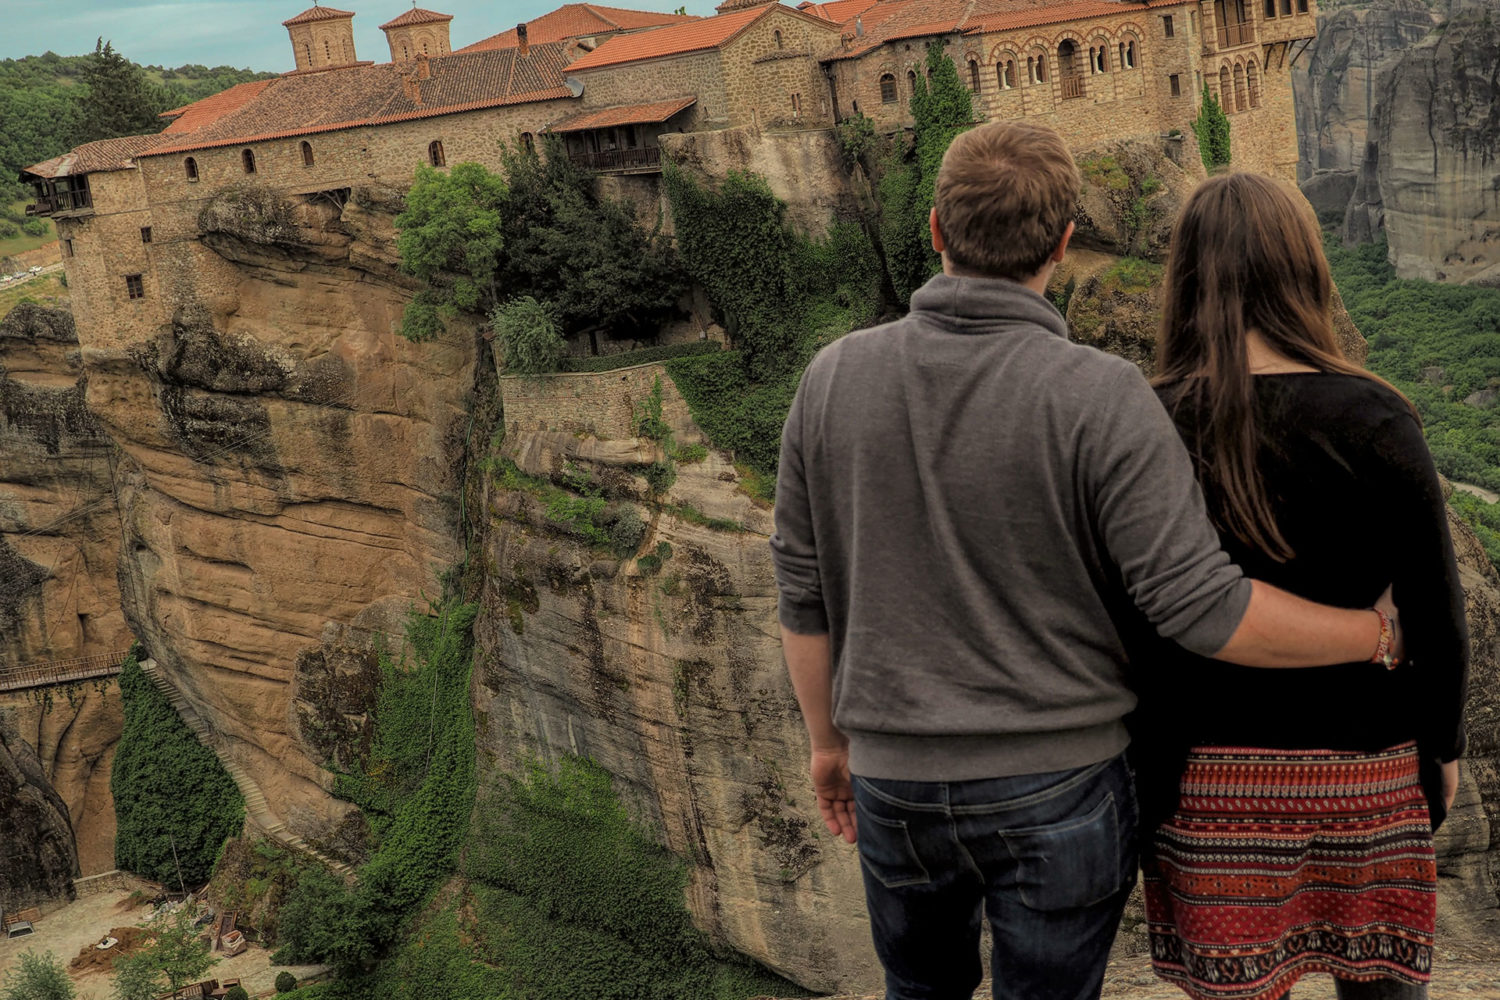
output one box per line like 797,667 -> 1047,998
0,49 -> 275,197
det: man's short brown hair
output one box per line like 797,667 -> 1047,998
934,121 -> 1080,281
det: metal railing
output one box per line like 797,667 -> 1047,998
1060,76 -> 1086,100
0,650 -> 129,692
568,146 -> 663,173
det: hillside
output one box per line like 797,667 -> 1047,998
0,50 -> 274,198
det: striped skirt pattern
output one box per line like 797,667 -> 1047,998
1143,743 -> 1436,1000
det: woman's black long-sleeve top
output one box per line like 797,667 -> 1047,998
1126,373 -> 1470,828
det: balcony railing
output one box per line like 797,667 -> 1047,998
1060,76 -> 1086,100
568,146 -> 663,174
25,188 -> 93,217
1216,20 -> 1256,47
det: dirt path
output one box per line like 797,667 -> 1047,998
0,890 -> 325,999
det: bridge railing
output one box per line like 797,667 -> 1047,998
0,650 -> 130,692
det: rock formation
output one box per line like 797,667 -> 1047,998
1340,0 -> 1500,283
1293,0 -> 1438,221
0,716 -> 77,912
0,303 -> 130,669
84,189 -> 478,843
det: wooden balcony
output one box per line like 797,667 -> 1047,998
1215,20 -> 1256,48
1060,76 -> 1086,100
568,146 -> 663,175
25,187 -> 92,217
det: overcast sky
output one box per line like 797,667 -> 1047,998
2,0 -> 723,72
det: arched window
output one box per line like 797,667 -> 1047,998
1232,62 -> 1247,111
1218,65 -> 1232,108
1027,55 -> 1035,84
879,73 -> 897,103
402,44 -> 409,59
1035,53 -> 1046,82
1127,39 -> 1136,68
422,41 -> 429,54
774,29 -> 783,49
907,68 -> 917,92
1094,42 -> 1108,72
184,157 -> 199,181
968,58 -> 980,92
1246,60 -> 1261,107
300,141 -> 314,166
1119,43 -> 1126,70
996,59 -> 1015,90
429,140 -> 446,166
852,99 -> 860,113
242,148 -> 256,173
303,42 -> 312,65
324,39 -> 331,61
521,131 -> 534,151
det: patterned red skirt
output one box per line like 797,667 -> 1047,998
1143,743 -> 1436,1000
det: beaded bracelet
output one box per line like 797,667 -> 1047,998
1370,608 -> 1397,670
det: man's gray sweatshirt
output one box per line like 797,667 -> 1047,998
770,273 -> 1252,781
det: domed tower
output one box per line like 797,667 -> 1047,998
283,6 -> 358,72
380,7 -> 454,62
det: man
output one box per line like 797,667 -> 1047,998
769,121 -> 1401,1000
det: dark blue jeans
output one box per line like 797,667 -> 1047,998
853,752 -> 1138,1000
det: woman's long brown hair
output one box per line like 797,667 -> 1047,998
1154,172 -> 1414,561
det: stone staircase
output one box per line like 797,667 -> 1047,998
139,658 -> 353,879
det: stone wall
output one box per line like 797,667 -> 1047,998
500,362 -> 701,443
572,51 -> 727,126
722,8 -> 842,129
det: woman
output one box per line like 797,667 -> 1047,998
1135,172 -> 1469,1000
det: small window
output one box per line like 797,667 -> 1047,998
1264,0 -> 1276,17
184,157 -> 199,181
1281,0 -> 1293,13
520,131 -> 534,151
402,44 -> 409,59
1190,10 -> 1197,30
1127,40 -> 1136,68
304,42 -> 312,64
422,41 -> 430,54
852,99 -> 860,113
324,39 -> 331,61
907,68 -> 917,92
1036,54 -> 1046,82
968,58 -> 980,92
301,141 -> 314,166
1119,43 -> 1126,69
241,148 -> 256,174
1163,14 -> 1174,36
429,140 -> 446,166
125,274 -> 144,300
1297,0 -> 1307,10
140,226 -> 152,244
63,238 -> 73,258
879,73 -> 897,103
1170,73 -> 1181,97
790,92 -> 801,114
774,29 -> 783,49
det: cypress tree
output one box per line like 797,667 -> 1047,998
1191,84 -> 1232,171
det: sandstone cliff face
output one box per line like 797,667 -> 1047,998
1343,0 -> 1500,283
0,716 -> 77,911
474,366 -> 875,993
81,190 -> 477,843
0,304 -> 130,668
0,683 -> 122,877
1293,0 -> 1438,219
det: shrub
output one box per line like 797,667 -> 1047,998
275,971 -> 298,993
0,950 -> 74,1000
112,649 -> 244,886
1191,84 -> 1231,170
493,296 -> 566,375
225,987 -> 251,1000
21,219 -> 48,237
606,505 -> 646,558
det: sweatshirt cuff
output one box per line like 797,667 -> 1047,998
1171,577 -> 1255,658
778,600 -> 829,635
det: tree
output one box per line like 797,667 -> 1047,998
76,39 -> 165,145
394,162 -> 509,341
110,952 -> 163,1000
1191,84 -> 1231,171
492,296 -> 566,375
135,910 -> 218,999
0,951 -> 75,1000
111,652 -> 245,887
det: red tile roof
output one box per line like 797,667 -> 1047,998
549,96 -> 697,131
567,4 -> 828,70
282,5 -> 355,26
21,135 -> 168,178
161,79 -> 275,133
798,0 -> 879,23
824,0 -> 1164,60
379,7 -> 454,29
457,4 -> 699,53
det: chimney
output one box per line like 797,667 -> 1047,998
855,15 -> 864,36
517,22 -> 529,56
416,52 -> 431,78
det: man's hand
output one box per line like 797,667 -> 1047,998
1441,759 -> 1460,811
812,745 -> 857,844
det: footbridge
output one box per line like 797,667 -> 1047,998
0,650 -> 130,693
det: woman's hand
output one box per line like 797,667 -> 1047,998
1441,759 -> 1460,811
1375,584 -> 1404,663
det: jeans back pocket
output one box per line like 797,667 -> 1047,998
997,792 -> 1124,910
858,811 -> 931,889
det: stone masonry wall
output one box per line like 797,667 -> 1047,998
722,9 -> 843,129
499,362 -> 700,443
572,51 -> 728,126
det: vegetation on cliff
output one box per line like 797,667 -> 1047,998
1327,234 -> 1500,565
112,650 -> 244,887
395,140 -> 682,347
274,602 -> 478,973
